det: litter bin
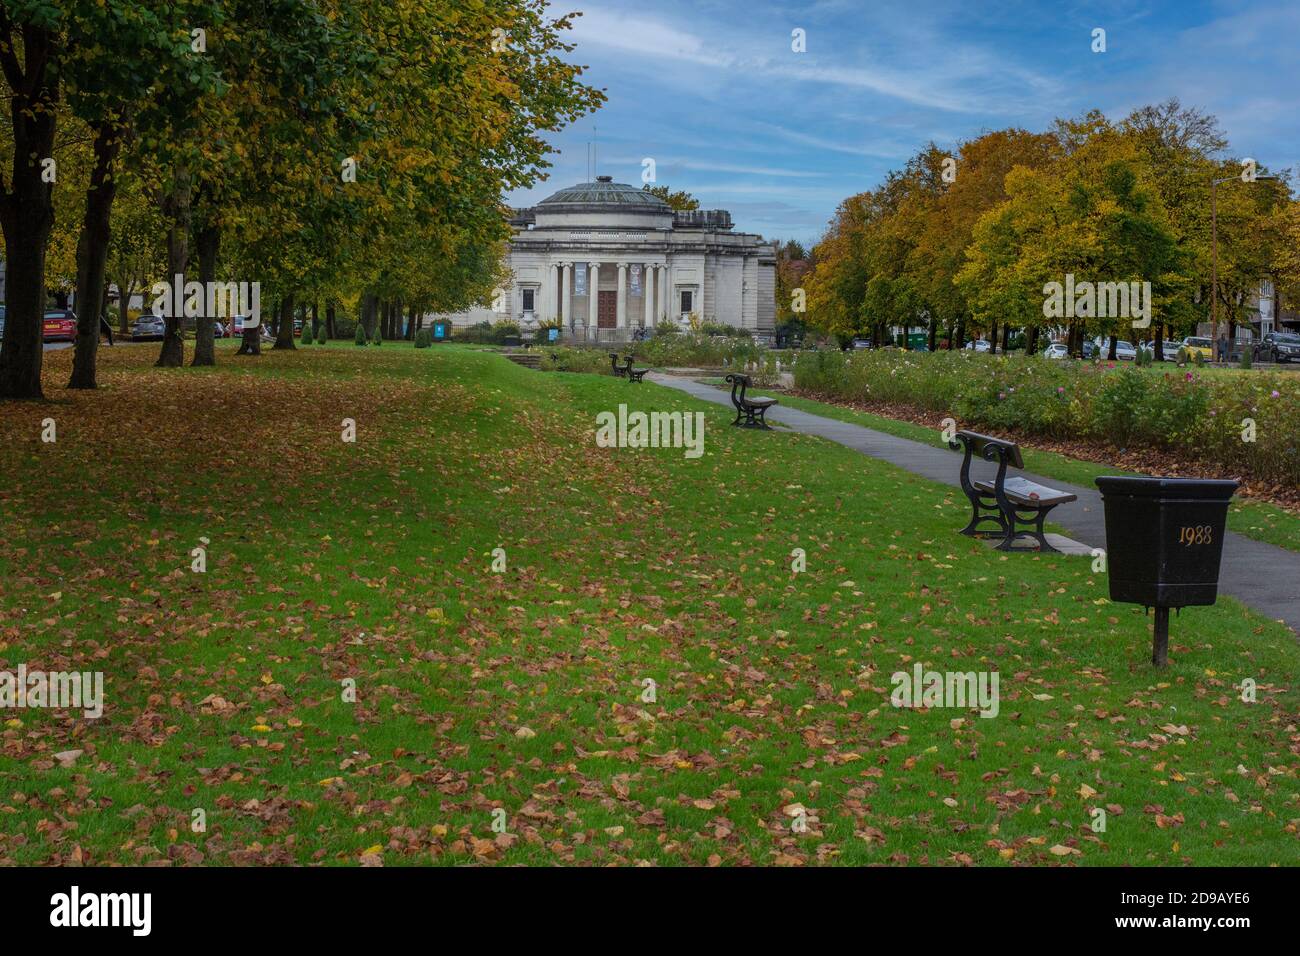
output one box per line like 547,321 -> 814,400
1095,476 -> 1237,665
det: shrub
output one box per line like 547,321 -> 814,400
301,323 -> 313,345
355,325 -> 368,346
1239,347 -> 1252,370
414,328 -> 432,348
454,320 -> 522,345
1193,349 -> 1205,367
788,348 -> 1299,486
371,324 -> 382,346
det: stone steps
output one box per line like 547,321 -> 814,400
504,352 -> 542,369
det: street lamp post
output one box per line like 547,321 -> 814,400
1210,173 -> 1278,361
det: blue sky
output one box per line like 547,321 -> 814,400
509,0 -> 1300,246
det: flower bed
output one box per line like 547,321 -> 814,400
791,350 -> 1300,487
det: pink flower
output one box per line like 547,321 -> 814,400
1057,387 -> 1065,393
1272,390 -> 1281,398
1185,372 -> 1193,381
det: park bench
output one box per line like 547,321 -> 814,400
724,373 -> 778,428
610,352 -> 627,378
949,430 -> 1077,552
621,356 -> 650,383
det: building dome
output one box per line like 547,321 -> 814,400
537,176 -> 670,212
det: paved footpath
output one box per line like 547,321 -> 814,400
650,373 -> 1299,634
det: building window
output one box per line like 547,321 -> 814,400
680,290 -> 693,314
522,288 -> 535,313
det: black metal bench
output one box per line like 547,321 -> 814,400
621,356 -> 649,383
949,430 -> 1076,552
724,373 -> 778,428
610,352 -> 627,378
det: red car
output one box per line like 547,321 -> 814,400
43,309 -> 77,342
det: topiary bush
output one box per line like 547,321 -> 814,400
371,325 -> 382,346
415,328 -> 432,348
355,325 -> 368,346
301,322 -> 313,345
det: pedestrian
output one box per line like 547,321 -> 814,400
1216,335 -> 1227,363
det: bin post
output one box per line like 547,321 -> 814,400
1152,607 -> 1170,668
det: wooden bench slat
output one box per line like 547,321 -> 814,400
973,476 -> 1076,507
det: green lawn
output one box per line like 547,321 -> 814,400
0,342 -> 1296,866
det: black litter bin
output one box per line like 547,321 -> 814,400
1095,476 -> 1237,665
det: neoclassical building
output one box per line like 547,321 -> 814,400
440,177 -> 776,340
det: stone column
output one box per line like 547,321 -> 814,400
588,262 -> 600,331
659,266 -> 669,323
616,262 -> 628,331
561,263 -> 571,326
645,265 -> 656,328
550,263 -> 560,322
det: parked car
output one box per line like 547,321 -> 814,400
231,314 -> 259,338
1255,331 -> 1300,364
131,314 -> 165,341
1160,340 -> 1182,360
850,338 -> 871,350
1042,342 -> 1070,360
211,320 -> 230,338
1114,340 -> 1137,361
42,309 -> 77,342
964,339 -> 992,352
1182,336 -> 1213,361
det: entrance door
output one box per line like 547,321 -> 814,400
597,290 -> 617,329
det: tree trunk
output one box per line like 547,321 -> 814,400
156,165 -> 191,367
326,301 -> 337,340
118,281 -> 133,335
954,317 -> 966,350
362,294 -> 378,336
191,221 -> 220,366
1153,321 -> 1165,362
311,300 -> 320,339
69,120 -> 123,389
0,33 -> 58,400
1107,334 -> 1117,361
274,294 -> 296,349
989,320 -> 998,354
1027,326 -> 1040,354
1001,323 -> 1012,353
927,317 -> 937,352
